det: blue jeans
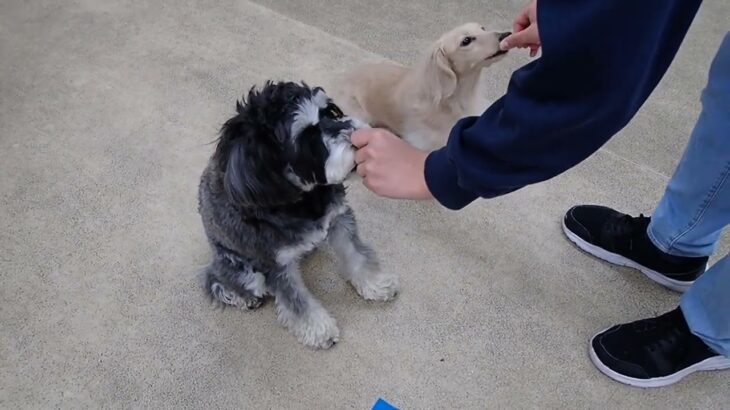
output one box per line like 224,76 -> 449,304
648,32 -> 730,356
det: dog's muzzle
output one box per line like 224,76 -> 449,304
491,31 -> 512,57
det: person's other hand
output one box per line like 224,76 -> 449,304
500,0 -> 541,57
352,128 -> 433,200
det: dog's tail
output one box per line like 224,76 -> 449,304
195,262 -> 221,303
200,262 -> 242,308
199,259 -> 267,310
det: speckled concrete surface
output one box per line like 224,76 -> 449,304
1,0 -> 728,408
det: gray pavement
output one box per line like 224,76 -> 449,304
1,0 -> 728,408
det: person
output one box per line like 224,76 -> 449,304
352,0 -> 730,387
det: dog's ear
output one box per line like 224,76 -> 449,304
224,140 -> 302,207
423,45 -> 457,103
217,87 -> 305,208
223,137 -> 301,208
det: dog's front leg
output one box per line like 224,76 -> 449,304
328,208 -> 399,301
268,263 -> 340,349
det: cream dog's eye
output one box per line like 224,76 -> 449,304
481,26 -> 486,31
460,36 -> 475,47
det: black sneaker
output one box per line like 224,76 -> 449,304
563,205 -> 708,292
590,307 -> 730,387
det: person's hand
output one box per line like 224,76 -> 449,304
352,128 -> 433,200
500,0 -> 541,57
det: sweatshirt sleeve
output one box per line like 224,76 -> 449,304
424,0 -> 702,210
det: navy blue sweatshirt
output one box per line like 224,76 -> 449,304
424,0 -> 702,210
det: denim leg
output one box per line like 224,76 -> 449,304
681,253 -> 730,356
647,32 -> 730,258
649,32 -> 730,355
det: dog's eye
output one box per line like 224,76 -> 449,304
481,26 -> 486,31
460,36 -> 475,47
322,103 -> 344,119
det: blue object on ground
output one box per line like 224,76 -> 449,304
372,398 -> 398,410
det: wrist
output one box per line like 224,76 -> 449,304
423,148 -> 478,210
416,151 -> 434,199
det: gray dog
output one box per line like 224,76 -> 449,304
198,82 -> 399,349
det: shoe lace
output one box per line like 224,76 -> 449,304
604,214 -> 649,251
631,312 -> 688,358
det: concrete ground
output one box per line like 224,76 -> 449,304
1,0 -> 728,408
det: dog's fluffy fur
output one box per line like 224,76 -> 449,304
339,23 -> 510,150
198,82 -> 399,349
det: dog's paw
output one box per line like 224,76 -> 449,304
240,296 -> 264,310
295,308 -> 340,349
351,271 -> 400,301
226,294 -> 265,310
210,282 -> 264,310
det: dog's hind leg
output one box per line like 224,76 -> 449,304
268,263 -> 340,349
328,207 -> 399,301
204,257 -> 266,310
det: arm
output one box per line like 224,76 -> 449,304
426,0 -> 702,209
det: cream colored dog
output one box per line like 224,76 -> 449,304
339,23 -> 510,150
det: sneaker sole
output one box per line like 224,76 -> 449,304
562,220 -> 694,293
589,331 -> 730,388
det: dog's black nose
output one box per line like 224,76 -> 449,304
498,31 -> 511,42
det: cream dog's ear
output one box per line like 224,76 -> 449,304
421,44 -> 457,104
